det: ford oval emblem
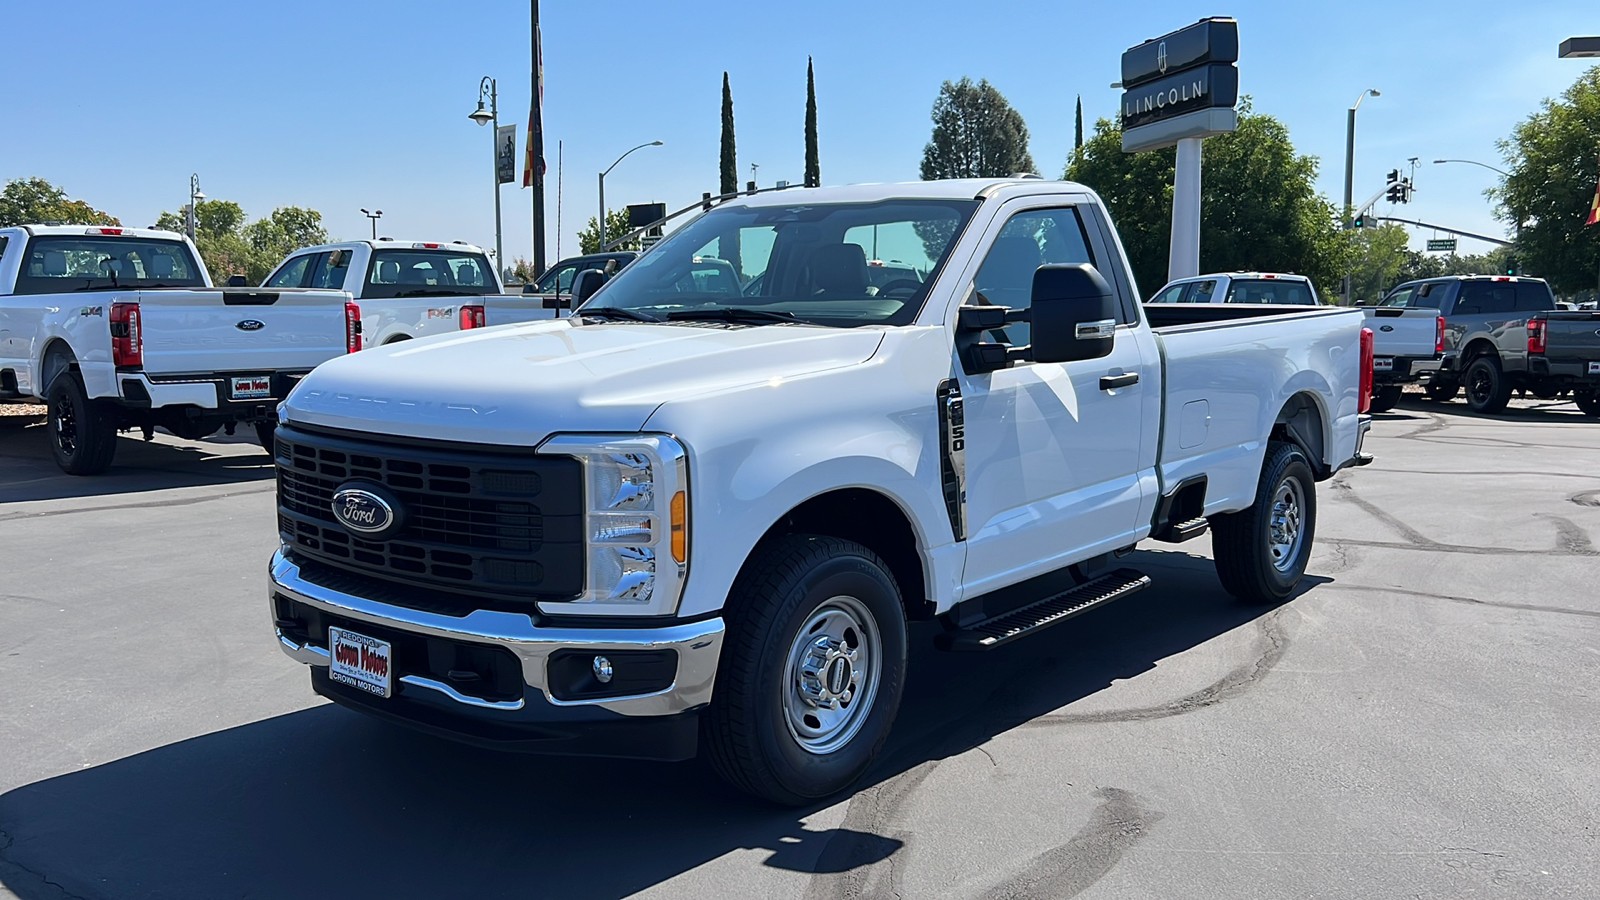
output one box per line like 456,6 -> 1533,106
236,319 -> 266,331
331,484 -> 402,537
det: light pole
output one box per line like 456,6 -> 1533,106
360,208 -> 383,240
1343,88 -> 1380,304
187,174 -> 204,240
468,76 -> 504,271
598,140 -> 663,252
1433,159 -> 1518,240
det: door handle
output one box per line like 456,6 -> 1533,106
1100,372 -> 1139,391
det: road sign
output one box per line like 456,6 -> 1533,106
1427,238 -> 1458,252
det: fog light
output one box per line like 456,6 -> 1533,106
593,656 -> 614,683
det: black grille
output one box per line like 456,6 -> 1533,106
275,425 -> 584,611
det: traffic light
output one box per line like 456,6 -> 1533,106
1386,184 -> 1404,204
1387,169 -> 1401,185
1504,255 -> 1520,276
1353,213 -> 1366,228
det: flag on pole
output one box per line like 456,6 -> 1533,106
1586,169 -> 1600,226
523,24 -> 545,188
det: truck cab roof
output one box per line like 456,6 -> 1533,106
1,224 -> 187,241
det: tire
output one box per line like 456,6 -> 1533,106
255,421 -> 278,452
47,374 -> 118,475
1463,356 -> 1512,414
703,534 -> 908,806
1424,379 -> 1459,402
1577,393 -> 1600,418
1370,384 -> 1403,413
1210,442 -> 1317,605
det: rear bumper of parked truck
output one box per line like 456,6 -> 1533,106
268,550 -> 725,761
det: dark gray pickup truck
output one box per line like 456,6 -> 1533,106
1380,275 -> 1600,415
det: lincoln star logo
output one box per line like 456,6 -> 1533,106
236,319 -> 266,331
1157,41 -> 1168,74
331,485 -> 400,537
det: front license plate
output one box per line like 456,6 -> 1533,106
328,627 -> 392,698
229,375 -> 272,400
1373,357 -> 1394,372
1589,361 -> 1600,375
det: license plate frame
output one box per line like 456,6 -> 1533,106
229,375 -> 273,401
328,627 -> 393,698
1373,357 -> 1394,373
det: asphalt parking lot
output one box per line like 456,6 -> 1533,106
2,397 -> 1597,900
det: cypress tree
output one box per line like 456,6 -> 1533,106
804,57 -> 820,188
720,72 -> 737,198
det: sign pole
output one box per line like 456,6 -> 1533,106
1170,137 -> 1203,281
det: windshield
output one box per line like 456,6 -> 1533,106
364,249 -> 496,299
14,236 -> 205,295
579,198 -> 978,327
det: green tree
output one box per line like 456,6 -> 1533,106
1345,224 -> 1410,304
920,78 -> 1036,180
1492,66 -> 1600,293
1074,95 -> 1084,155
720,72 -> 738,197
506,257 -> 539,285
154,200 -> 328,284
243,206 -> 329,265
0,177 -> 119,227
805,57 -> 821,188
578,210 -> 639,255
1067,105 -> 1348,298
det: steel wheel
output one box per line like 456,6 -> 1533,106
1267,478 -> 1306,573
782,595 -> 882,756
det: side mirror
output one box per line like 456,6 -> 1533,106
1029,264 -> 1118,363
522,283 -> 541,294
571,268 -> 607,305
227,274 -> 248,287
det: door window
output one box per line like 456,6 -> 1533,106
1187,280 -> 1219,303
1455,282 -> 1516,315
1151,282 -> 1190,303
970,207 -> 1097,347
265,254 -> 312,288
1381,286 -> 1415,307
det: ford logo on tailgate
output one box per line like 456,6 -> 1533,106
236,319 -> 266,331
331,484 -> 403,538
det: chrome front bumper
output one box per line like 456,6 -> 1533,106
268,550 -> 725,718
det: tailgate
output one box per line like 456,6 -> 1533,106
134,288 -> 351,376
1542,312 -> 1600,368
1362,308 -> 1438,358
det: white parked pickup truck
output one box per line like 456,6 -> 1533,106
0,225 -> 353,474
262,239 -> 556,345
1361,303 -> 1444,412
266,178 -> 1374,804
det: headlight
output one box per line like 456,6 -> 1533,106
536,434 -> 688,616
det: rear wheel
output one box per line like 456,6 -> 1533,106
703,534 -> 907,806
1464,356 -> 1512,414
1210,442 -> 1317,604
1424,379 -> 1459,402
47,374 -> 118,475
1577,393 -> 1600,417
1369,384 -> 1403,413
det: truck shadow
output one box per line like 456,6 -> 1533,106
1389,394 -> 1592,422
0,424 -> 272,504
0,548 -> 1311,900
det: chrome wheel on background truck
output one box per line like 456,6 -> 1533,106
703,534 -> 908,806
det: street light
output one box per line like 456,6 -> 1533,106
360,208 -> 383,240
1558,36 -> 1600,58
597,140 -> 663,251
468,76 -> 504,272
1342,88 -> 1380,305
1433,158 -> 1509,177
187,173 -> 204,240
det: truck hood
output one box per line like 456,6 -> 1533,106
282,319 -> 885,445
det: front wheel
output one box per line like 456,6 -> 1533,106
47,374 -> 119,475
1370,384 -> 1403,413
1464,356 -> 1512,414
1210,442 -> 1317,604
703,534 -> 908,806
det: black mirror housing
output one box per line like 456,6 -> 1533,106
572,268 -> 607,305
1029,264 -> 1117,364
226,274 -> 248,287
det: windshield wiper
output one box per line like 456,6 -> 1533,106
579,306 -> 664,323
665,307 -> 799,325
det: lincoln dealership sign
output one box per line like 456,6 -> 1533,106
1121,18 -> 1239,153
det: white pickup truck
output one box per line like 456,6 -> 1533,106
0,225 -> 353,474
1361,303 -> 1444,412
266,178 -> 1374,804
263,240 -> 556,345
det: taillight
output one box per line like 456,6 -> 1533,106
1435,316 -> 1446,355
1359,326 -> 1375,414
344,301 -> 363,353
110,302 -> 142,367
459,304 -> 486,330
1527,317 -> 1547,355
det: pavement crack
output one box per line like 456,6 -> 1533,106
1328,480 -> 1441,548
1025,610 -> 1289,727
1323,583 -> 1600,620
0,826 -> 90,900
978,787 -> 1163,899
802,760 -> 938,900
1324,538 -> 1587,558
0,483 -> 274,522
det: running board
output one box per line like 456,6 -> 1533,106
1169,517 -> 1209,542
936,568 -> 1151,651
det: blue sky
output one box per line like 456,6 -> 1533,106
3,0 -> 1595,267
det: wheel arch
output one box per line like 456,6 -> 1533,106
38,338 -> 79,392
1271,390 -> 1330,479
